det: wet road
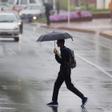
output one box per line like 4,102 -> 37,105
0,23 -> 112,112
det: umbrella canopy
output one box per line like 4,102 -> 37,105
37,31 -> 73,42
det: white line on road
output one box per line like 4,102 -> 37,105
76,54 -> 112,79
0,107 -> 16,110
76,53 -> 112,112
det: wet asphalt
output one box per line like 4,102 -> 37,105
0,23 -> 112,112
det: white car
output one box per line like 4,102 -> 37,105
19,4 -> 45,22
0,12 -> 23,41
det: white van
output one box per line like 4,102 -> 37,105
8,0 -> 36,5
7,0 -> 38,12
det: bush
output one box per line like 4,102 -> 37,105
50,10 -> 93,22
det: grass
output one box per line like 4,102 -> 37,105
91,9 -> 110,14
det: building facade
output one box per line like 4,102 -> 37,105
97,0 -> 111,9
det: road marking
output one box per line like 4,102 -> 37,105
76,54 -> 112,79
0,107 -> 16,110
76,53 -> 112,112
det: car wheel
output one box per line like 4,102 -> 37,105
14,37 -> 19,42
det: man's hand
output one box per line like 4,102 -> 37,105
53,48 -> 58,54
53,48 -> 61,58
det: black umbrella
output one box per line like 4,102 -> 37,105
37,31 -> 73,42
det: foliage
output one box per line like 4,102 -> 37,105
91,9 -> 110,14
50,10 -> 93,22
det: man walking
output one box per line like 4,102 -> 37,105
44,3 -> 53,26
47,39 -> 88,107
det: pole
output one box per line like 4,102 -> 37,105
103,0 -> 105,9
53,0 -> 56,10
67,0 -> 70,25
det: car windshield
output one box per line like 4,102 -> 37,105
8,0 -> 13,4
0,14 -> 17,22
27,5 -> 42,10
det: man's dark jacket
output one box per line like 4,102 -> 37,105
55,46 -> 71,70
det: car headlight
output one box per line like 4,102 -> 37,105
19,13 -> 22,16
33,16 -> 37,20
18,22 -> 21,26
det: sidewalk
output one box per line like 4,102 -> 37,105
40,19 -> 112,39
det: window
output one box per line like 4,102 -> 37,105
20,0 -> 28,5
8,0 -> 15,4
29,0 -> 36,3
17,0 -> 19,4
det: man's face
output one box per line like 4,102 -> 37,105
57,41 -> 61,47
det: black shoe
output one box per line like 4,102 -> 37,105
81,97 -> 88,107
47,102 -> 58,107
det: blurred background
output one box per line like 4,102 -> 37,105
0,0 -> 112,23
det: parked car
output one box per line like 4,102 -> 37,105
0,12 -> 23,41
19,4 -> 45,22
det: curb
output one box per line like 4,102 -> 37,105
49,26 -> 112,39
100,32 -> 112,39
36,23 -> 95,34
38,23 -> 112,39
52,26 -> 96,34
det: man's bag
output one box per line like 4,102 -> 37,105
69,49 -> 76,69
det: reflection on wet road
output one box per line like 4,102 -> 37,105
0,24 -> 112,112
48,106 -> 88,112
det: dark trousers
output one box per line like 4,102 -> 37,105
52,68 -> 84,102
46,13 -> 50,26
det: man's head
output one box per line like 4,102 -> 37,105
57,39 -> 65,47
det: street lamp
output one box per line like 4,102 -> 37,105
53,0 -> 56,10
67,0 -> 70,25
103,0 -> 105,9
